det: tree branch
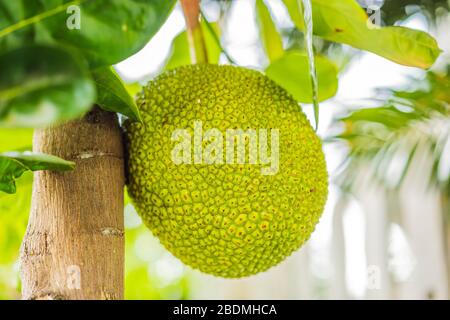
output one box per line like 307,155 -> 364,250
20,107 -> 125,300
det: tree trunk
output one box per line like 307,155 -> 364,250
20,107 -> 125,300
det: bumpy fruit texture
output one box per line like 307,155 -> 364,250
125,64 -> 328,278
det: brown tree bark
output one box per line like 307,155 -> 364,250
20,107 -> 125,300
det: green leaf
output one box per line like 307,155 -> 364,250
0,1 -> 36,52
2,151 -> 75,171
165,21 -> 221,70
0,0 -> 176,68
0,151 -> 75,194
165,31 -> 190,70
92,67 -> 141,122
0,45 -> 96,128
338,106 -> 421,129
266,50 -> 338,103
283,0 -> 441,69
0,158 -> 27,194
256,0 -> 284,62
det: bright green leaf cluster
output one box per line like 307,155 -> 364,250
283,0 -> 441,69
255,0 -> 441,115
0,0 -> 176,128
0,0 -> 176,193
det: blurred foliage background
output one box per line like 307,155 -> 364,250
1,0 -> 449,299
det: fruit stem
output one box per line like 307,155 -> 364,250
181,0 -> 209,64
199,9 -> 237,65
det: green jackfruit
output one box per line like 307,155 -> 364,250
125,64 -> 328,278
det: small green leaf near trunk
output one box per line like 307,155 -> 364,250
0,151 -> 75,194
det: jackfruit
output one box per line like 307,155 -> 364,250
125,64 -> 328,278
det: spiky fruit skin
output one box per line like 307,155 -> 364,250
125,64 -> 328,278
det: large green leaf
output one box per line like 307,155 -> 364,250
165,21 -> 221,70
0,0 -> 176,68
256,0 -> 284,62
92,67 -> 141,122
283,0 -> 441,69
0,151 -> 75,194
266,50 -> 338,103
0,45 -> 96,128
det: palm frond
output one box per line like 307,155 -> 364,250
331,67 -> 450,193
